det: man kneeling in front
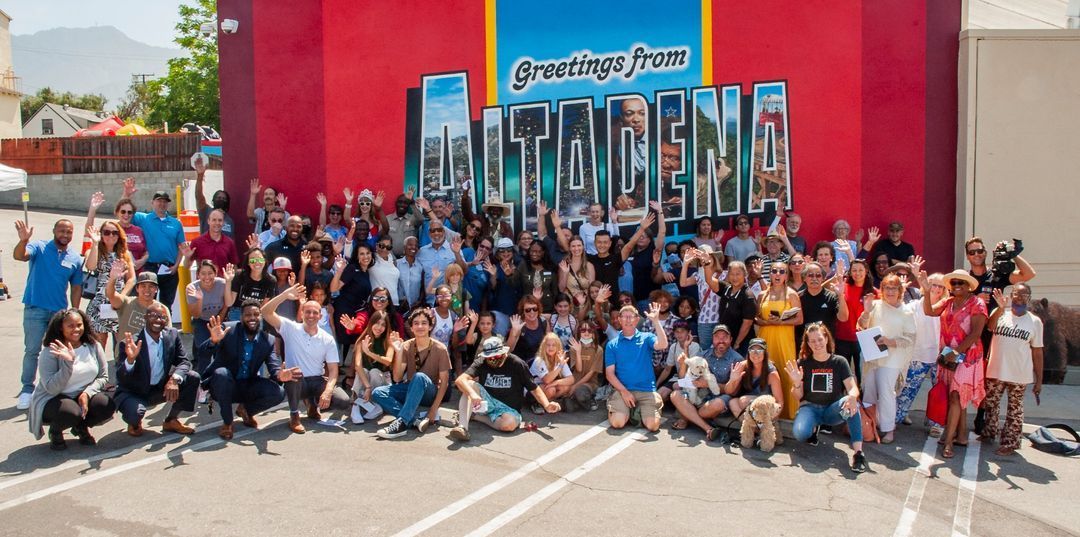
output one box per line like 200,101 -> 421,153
449,336 -> 561,442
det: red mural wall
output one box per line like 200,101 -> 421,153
217,0 -> 960,269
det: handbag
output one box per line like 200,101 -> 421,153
926,379 -> 949,425
81,269 -> 100,300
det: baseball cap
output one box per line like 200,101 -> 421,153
748,338 -> 767,350
495,237 -> 514,250
152,191 -> 172,202
272,257 -> 293,271
135,272 -> 159,287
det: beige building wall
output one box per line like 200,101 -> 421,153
0,10 -> 21,139
957,30 -> 1080,305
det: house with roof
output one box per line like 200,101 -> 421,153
22,102 -> 109,138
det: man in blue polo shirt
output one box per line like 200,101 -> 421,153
13,219 -> 84,409
605,303 -> 668,432
132,190 -> 188,312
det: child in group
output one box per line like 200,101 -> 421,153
303,281 -> 334,336
672,296 -> 700,346
566,324 -> 605,412
658,320 -> 702,403
548,294 -> 578,351
529,332 -> 576,413
350,310 -> 394,424
427,264 -> 471,316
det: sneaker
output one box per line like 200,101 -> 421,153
416,416 -> 431,433
589,402 -> 598,412
807,427 -> 820,446
349,403 -> 365,425
197,387 -> 210,405
819,425 -> 833,435
531,404 -> 545,415
378,417 -> 409,439
449,426 -> 471,443
16,392 -> 31,410
851,451 -> 869,473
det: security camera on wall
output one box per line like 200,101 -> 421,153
199,22 -> 215,37
221,19 -> 239,34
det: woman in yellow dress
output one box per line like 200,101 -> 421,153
755,260 -> 804,419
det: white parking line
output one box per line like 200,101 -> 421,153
0,402 -> 285,493
893,435 -> 939,537
0,415 -> 288,512
391,420 -> 610,537
952,432 -> 982,537
465,429 -> 644,537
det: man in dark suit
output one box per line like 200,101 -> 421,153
116,302 -> 200,436
198,300 -> 288,440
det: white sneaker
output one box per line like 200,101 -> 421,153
349,403 -> 365,425
16,392 -> 31,410
359,401 -> 384,420
197,388 -> 210,405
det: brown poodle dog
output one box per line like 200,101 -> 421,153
740,395 -> 783,452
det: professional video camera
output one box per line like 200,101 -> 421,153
990,238 -> 1023,288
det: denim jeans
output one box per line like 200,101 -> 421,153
697,322 -> 717,356
793,397 -> 863,444
191,319 -> 211,373
371,373 -> 436,424
22,306 -> 55,394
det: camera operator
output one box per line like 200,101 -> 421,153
964,236 -> 1035,434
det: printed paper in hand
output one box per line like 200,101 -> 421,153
856,326 -> 889,362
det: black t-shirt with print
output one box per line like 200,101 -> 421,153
797,288 -> 840,344
464,353 -> 538,411
589,253 -> 622,293
231,273 -> 276,306
799,354 -> 852,406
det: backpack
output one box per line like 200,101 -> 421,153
1027,424 -> 1080,456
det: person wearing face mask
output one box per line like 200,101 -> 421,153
194,158 -> 234,236
198,303 -> 288,440
449,336 -> 561,442
257,208 -> 287,249
246,179 -> 289,233
980,284 -> 1043,456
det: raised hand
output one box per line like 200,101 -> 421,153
333,236 -> 347,256
300,249 -> 311,266
550,210 -> 564,229
862,293 -> 875,313
467,310 -> 478,326
559,259 -> 571,273
281,283 -> 305,301
48,340 -> 77,362
178,243 -> 194,260
854,228 -> 865,244
430,266 -> 442,282
992,288 -> 1010,310
276,192 -> 288,209
388,330 -> 404,353
14,220 -> 33,242
483,259 -> 496,276
245,233 -> 260,251
208,315 -> 229,344
711,228 -> 725,242
123,332 -> 142,363
339,313 -> 356,331
531,286 -> 543,300
223,263 -> 236,281
596,284 -> 612,303
608,206 -> 620,223
645,302 -> 661,321
187,283 -> 204,300
453,315 -> 471,331
287,272 -> 296,287
751,229 -> 763,245
538,200 -> 550,216
109,259 -> 126,279
89,191 -> 106,210
415,197 -> 430,212
316,192 -> 327,206
85,224 -> 101,244
343,187 -> 354,204
731,360 -> 747,379
510,314 -> 525,332
783,360 -> 803,383
405,186 -> 416,201
123,177 -> 138,198
450,235 -> 463,253
639,211 -> 656,229
333,255 -> 347,272
915,270 -> 930,290
909,255 -> 924,275
359,335 -> 372,354
373,190 -> 385,207
568,336 -> 581,354
249,177 -> 262,195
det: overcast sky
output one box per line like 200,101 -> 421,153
5,1 -> 186,48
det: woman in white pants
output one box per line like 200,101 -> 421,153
857,273 -> 916,443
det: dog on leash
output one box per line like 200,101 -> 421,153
682,356 -> 721,406
740,395 -> 783,452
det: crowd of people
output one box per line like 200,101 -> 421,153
13,167 -> 1045,474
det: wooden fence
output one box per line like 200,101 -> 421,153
0,134 -> 202,175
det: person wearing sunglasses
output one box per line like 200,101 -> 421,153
796,261 -> 849,347
369,237 -> 402,306
245,179 -> 289,233
316,188 -> 353,243
354,189 -> 389,238
895,272 -> 945,435
760,231 -> 794,277
115,301 -> 200,437
112,198 -> 148,270
256,207 -> 287,249
225,248 -> 275,321
755,260 -> 803,419
856,274 -> 916,444
84,220 -> 136,352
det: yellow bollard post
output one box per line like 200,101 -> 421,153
175,184 -> 194,334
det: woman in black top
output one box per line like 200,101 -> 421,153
507,296 -> 548,364
331,244 -> 374,347
224,247 -> 275,321
785,323 -> 868,474
711,260 -> 757,355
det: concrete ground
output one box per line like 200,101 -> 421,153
0,205 -> 1078,537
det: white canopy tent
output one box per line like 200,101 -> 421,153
0,163 -> 28,222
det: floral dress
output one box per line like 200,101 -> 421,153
938,295 -> 988,408
87,252 -> 123,334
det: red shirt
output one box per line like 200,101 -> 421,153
835,281 -> 878,341
122,223 -> 147,262
190,233 -> 239,274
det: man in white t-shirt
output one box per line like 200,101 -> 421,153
578,203 -> 619,255
263,283 -> 349,434
980,284 -> 1043,456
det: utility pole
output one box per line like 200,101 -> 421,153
132,73 -> 155,85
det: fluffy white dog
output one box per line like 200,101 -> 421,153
682,356 -> 721,406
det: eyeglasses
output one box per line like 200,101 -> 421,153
966,248 -> 986,255
377,243 -> 392,250
949,279 -> 968,286
329,211 -> 343,216
524,307 -> 539,313
117,209 -> 134,215
931,284 -> 946,290
771,269 -> 787,274
249,257 -> 265,264
371,296 -> 388,303
145,312 -> 167,320
497,247 -> 512,253
805,273 -> 823,279
430,228 -> 445,234
882,286 -> 902,291
101,229 -> 119,237
358,201 -> 372,207
790,259 -> 805,265
478,245 -> 491,250
270,219 -> 284,224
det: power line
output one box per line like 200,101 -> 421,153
12,46 -> 181,62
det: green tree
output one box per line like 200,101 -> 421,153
116,77 -> 158,125
146,0 -> 219,130
20,88 -> 107,123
